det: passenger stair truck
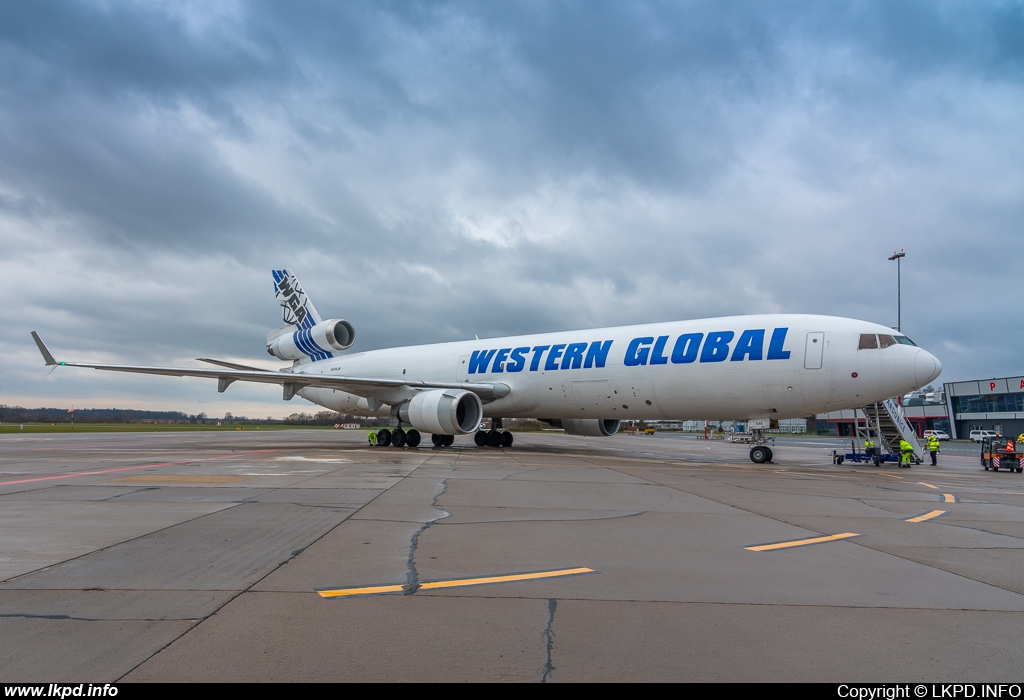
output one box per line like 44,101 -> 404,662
836,399 -> 923,466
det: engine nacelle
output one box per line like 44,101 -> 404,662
267,319 -> 356,361
398,389 -> 483,435
561,418 -> 621,437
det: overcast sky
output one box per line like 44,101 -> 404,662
2,1 -> 1021,419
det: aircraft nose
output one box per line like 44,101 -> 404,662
915,349 -> 941,386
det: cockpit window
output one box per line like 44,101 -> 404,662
878,335 -> 896,348
859,334 -> 878,349
894,335 -> 917,346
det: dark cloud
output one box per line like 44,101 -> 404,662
2,0 -> 1021,415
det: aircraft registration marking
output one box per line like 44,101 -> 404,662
745,532 -> 860,552
906,509 -> 946,523
317,567 -> 595,599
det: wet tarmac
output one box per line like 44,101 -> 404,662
1,430 -> 1022,682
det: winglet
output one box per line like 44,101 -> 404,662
30,332 -> 58,366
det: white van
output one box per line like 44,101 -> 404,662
970,430 -> 1000,442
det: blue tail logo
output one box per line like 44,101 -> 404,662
272,269 -> 321,329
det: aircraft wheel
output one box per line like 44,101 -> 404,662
443,434 -> 455,447
486,429 -> 503,447
391,429 -> 406,448
501,431 -> 514,447
405,429 -> 421,448
377,428 -> 392,447
431,433 -> 442,446
474,431 -> 487,447
750,446 -> 770,464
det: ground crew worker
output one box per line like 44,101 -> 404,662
367,430 -> 377,446
864,438 -> 876,456
899,438 -> 914,468
926,434 -> 940,465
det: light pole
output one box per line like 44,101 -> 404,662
888,249 -> 906,332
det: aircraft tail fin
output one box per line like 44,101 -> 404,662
272,269 -> 323,330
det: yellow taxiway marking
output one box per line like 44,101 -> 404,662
942,493 -> 956,503
880,473 -> 904,479
317,567 -> 595,599
906,509 -> 946,523
918,482 -> 938,489
746,532 -> 860,552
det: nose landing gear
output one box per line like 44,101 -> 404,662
748,429 -> 775,464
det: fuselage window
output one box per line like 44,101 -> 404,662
859,334 -> 879,349
878,335 -> 896,348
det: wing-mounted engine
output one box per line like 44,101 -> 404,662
545,418 -> 621,437
266,319 -> 356,362
397,389 -> 483,435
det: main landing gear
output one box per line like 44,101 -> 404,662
474,418 -> 514,448
374,427 -> 422,449
474,429 -> 514,448
430,433 -> 455,447
372,427 -> 459,448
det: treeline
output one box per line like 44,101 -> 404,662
0,405 -> 191,423
0,404 -> 395,427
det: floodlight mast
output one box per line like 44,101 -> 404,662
887,249 -> 906,332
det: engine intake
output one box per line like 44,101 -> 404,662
267,319 -> 356,361
560,419 -> 621,437
398,389 -> 483,435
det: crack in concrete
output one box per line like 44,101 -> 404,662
541,598 -> 557,683
0,613 -> 202,622
100,487 -> 161,501
402,477 -> 452,595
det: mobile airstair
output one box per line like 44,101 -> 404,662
834,399 -> 923,466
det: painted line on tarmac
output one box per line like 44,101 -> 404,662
745,532 -> 860,552
942,493 -> 957,503
918,482 -> 938,489
317,567 -> 596,599
906,509 -> 946,523
0,450 -> 281,487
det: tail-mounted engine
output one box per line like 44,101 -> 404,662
267,319 -> 356,362
397,389 -> 483,435
545,418 -> 621,437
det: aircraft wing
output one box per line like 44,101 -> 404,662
31,332 -> 510,402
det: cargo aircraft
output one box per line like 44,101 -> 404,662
32,269 -> 941,463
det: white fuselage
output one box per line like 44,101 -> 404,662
294,314 -> 941,422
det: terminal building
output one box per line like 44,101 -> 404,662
942,376 -> 1024,440
817,375 -> 1024,439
